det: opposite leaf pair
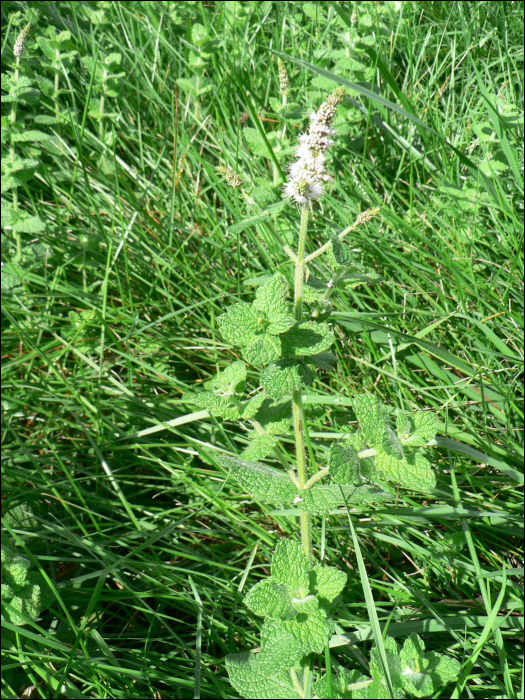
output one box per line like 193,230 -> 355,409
226,540 -> 346,699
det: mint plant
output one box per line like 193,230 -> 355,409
190,74 -> 460,699
2,10 -> 48,268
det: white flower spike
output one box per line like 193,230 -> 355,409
283,87 -> 346,205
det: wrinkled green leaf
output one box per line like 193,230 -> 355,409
218,455 -> 296,505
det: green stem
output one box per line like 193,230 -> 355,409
294,205 -> 309,321
293,204 -> 312,564
11,59 -> 21,259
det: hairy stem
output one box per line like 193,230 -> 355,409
293,204 -> 312,563
294,205 -> 309,321
10,59 -> 20,259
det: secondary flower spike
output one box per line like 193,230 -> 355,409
283,87 -> 346,205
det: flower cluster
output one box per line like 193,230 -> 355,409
277,58 -> 290,96
283,87 -> 346,205
216,165 -> 243,189
13,23 -> 31,57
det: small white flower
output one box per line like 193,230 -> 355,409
282,87 -> 346,205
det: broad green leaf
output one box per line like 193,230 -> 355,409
399,633 -> 460,698
217,303 -> 259,346
352,394 -> 389,449
303,285 -> 326,304
254,275 -> 289,318
1,542 -> 47,626
314,667 -> 369,699
241,433 -> 278,461
225,653 -> 300,699
204,360 -> 246,394
310,565 -> 347,603
295,484 -> 357,514
259,624 -> 303,675
192,393 -> 240,419
350,484 -> 389,505
261,360 -> 315,400
228,201 -> 289,234
244,579 -> 296,620
272,540 -> 310,597
253,397 -> 292,435
242,392 -> 266,419
269,96 -> 282,113
11,130 -> 50,143
375,450 -> 436,491
218,455 -> 296,505
279,601 -> 333,655
328,443 -> 360,485
369,636 -> 405,698
282,321 -> 335,358
330,233 -> 355,266
307,351 -> 337,370
244,126 -> 271,156
268,313 -> 297,334
244,334 -> 282,366
397,411 -> 437,447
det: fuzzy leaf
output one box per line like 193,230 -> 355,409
328,443 -> 361,485
302,285 -> 326,304
227,201 -> 288,235
375,450 -> 436,492
192,393 -> 240,419
204,361 -> 246,395
269,96 -> 283,113
281,321 -> 335,358
314,667 -> 369,699
399,633 -> 460,697
310,565 -> 347,604
244,334 -> 282,366
244,579 -> 296,620
253,274 -> 289,318
261,360 -> 315,400
268,313 -> 297,334
242,392 -> 267,419
241,433 -> 278,461
1,542 -> 47,626
228,214 -> 269,235
296,484 -> 387,514
369,635 -> 405,697
218,455 -> 296,505
253,398 -> 292,435
272,540 -> 310,597
217,302 -> 259,346
307,351 -> 337,370
225,653 -> 301,699
295,484 -> 357,514
352,394 -> 390,449
330,233 -> 354,266
350,484 -> 389,505
259,624 -> 303,675
243,126 -> 270,157
397,411 -> 437,447
278,600 -> 333,655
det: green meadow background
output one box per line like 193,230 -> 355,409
1,1 -> 523,698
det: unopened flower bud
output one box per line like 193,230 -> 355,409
355,207 -> 381,225
216,165 -> 243,189
277,58 -> 290,96
351,9 -> 358,26
14,23 -> 31,57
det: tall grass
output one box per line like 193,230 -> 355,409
1,2 -> 523,698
